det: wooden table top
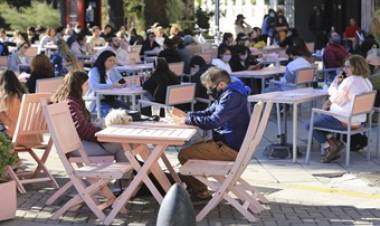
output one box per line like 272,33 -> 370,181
231,66 -> 286,78
96,123 -> 197,145
248,88 -> 328,104
95,86 -> 146,95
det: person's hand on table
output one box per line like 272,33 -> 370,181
167,107 -> 187,124
112,82 -> 126,88
248,64 -> 262,70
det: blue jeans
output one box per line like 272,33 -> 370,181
306,115 -> 346,144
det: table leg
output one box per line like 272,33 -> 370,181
104,144 -> 165,225
131,94 -> 136,110
160,154 -> 182,184
139,145 -> 172,192
261,78 -> 265,93
96,94 -> 101,119
377,112 -> 380,157
292,103 -> 298,163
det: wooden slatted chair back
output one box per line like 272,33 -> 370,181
351,91 -> 377,116
41,101 -> 90,174
169,62 -> 184,76
24,46 -> 38,57
229,102 -> 273,182
166,83 -> 196,106
295,67 -> 316,85
35,77 -> 64,93
0,56 -> 8,68
12,93 -> 51,146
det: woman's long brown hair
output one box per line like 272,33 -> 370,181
52,71 -> 90,119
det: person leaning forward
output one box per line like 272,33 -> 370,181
174,67 -> 251,200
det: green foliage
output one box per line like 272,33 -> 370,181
0,1 -> 59,31
0,133 -> 16,177
165,0 -> 185,24
124,0 -> 145,32
196,7 -> 213,29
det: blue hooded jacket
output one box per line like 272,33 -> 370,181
185,79 -> 251,151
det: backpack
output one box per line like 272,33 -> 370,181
342,134 -> 368,152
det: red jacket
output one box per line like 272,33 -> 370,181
67,97 -> 101,142
324,43 -> 348,68
344,25 -> 359,38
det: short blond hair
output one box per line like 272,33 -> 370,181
200,67 -> 231,86
347,55 -> 370,78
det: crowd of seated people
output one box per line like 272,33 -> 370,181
0,9 -> 378,175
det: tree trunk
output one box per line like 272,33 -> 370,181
107,0 -> 124,30
144,0 -> 169,28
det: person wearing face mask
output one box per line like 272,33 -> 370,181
306,55 -> 373,163
175,67 -> 250,200
189,55 -> 213,100
211,46 -> 232,74
324,32 -> 349,84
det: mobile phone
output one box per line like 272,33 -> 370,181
118,78 -> 126,84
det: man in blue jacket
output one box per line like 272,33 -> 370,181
178,67 -> 251,200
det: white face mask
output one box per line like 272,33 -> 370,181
222,54 -> 232,62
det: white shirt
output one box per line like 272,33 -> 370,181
211,58 -> 232,74
328,75 -> 373,125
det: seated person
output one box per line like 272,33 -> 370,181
211,45 -> 232,74
219,32 -> 234,49
69,33 -> 89,59
265,38 -> 312,92
229,45 -> 259,72
142,57 -> 180,104
84,50 -> 128,116
189,55 -> 213,99
324,32 -> 349,84
27,54 -> 54,93
306,55 -> 373,163
87,26 -> 106,54
140,30 -> 160,56
0,70 -> 40,146
158,38 -> 181,63
8,42 -> 31,72
52,71 -> 128,162
367,49 -> 380,106
176,67 -> 251,199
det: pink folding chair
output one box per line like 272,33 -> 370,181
180,101 -> 273,222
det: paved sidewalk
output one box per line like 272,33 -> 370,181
2,105 -> 380,226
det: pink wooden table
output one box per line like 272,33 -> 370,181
231,65 -> 286,92
249,88 -> 328,162
96,122 -> 197,225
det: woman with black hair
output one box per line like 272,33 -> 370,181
85,50 -> 127,115
219,32 -> 234,49
229,45 -> 259,72
158,38 -> 181,63
140,30 -> 160,56
190,55 -> 212,99
142,57 -> 180,104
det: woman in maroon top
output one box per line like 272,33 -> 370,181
52,71 -> 128,162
